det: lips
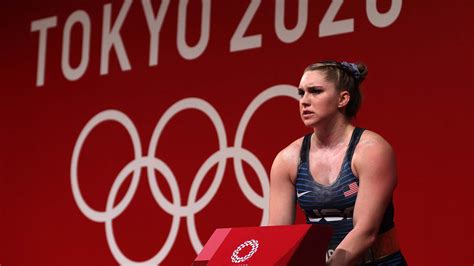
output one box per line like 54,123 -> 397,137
301,110 -> 314,119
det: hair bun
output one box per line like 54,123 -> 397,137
356,63 -> 368,83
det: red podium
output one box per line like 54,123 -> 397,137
193,224 -> 333,265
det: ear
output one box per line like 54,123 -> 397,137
338,91 -> 350,108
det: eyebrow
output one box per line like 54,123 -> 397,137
298,85 -> 324,90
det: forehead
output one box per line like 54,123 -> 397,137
299,70 -> 332,88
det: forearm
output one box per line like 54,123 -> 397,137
327,227 -> 376,266
268,198 -> 296,225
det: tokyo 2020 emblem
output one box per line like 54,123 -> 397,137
231,239 -> 259,263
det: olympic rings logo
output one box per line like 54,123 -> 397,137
70,84 -> 298,265
231,239 -> 259,263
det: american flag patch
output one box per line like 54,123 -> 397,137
344,182 -> 359,197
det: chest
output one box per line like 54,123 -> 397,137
308,147 -> 347,185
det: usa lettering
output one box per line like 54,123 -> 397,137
326,249 -> 335,261
31,0 -> 402,87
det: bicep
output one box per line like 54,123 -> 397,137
268,152 -> 296,225
352,141 -> 397,235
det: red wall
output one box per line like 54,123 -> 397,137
1,0 -> 473,265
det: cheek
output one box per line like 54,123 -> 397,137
320,96 -> 339,110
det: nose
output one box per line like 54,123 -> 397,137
300,92 -> 310,107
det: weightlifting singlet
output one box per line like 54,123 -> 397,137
295,128 -> 407,265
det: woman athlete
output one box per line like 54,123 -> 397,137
268,61 -> 407,265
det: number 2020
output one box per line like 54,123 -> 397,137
230,0 -> 403,52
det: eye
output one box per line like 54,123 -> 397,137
308,86 -> 323,94
297,89 -> 305,97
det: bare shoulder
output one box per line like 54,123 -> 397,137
278,137 -> 304,163
271,136 -> 305,183
352,130 -> 396,177
357,130 -> 394,152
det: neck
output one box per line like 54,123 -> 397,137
312,116 -> 353,148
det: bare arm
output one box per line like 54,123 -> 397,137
328,133 -> 398,265
268,146 -> 299,225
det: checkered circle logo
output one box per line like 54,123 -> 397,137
231,239 -> 259,263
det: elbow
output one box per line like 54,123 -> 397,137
366,232 -> 378,247
353,225 -> 379,247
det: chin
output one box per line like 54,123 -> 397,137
302,119 -> 318,128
